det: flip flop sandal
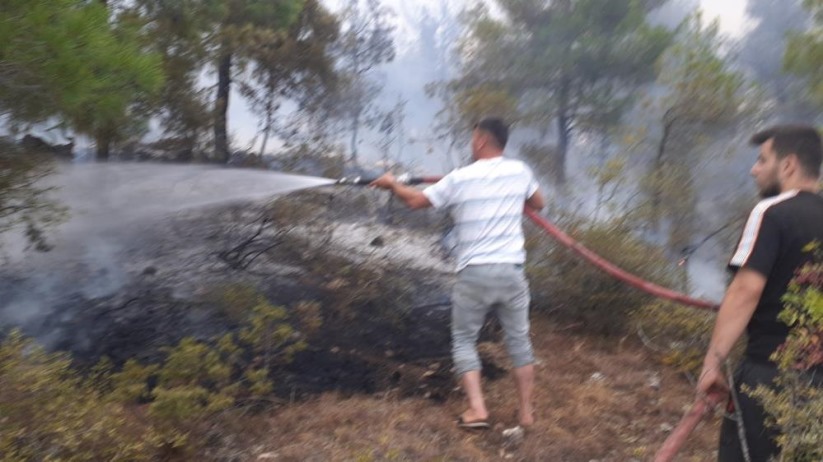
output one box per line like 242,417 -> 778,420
456,416 -> 490,429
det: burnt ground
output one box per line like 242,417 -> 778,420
0,189 -> 469,401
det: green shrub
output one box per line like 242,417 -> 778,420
632,301 -> 716,374
527,215 -> 684,335
0,330 -> 156,461
0,288 -> 304,460
750,243 -> 823,462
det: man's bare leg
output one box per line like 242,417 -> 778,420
513,364 -> 535,427
460,370 -> 489,422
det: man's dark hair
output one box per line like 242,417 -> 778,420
751,125 -> 822,178
474,117 -> 509,149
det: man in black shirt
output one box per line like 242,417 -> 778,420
696,125 -> 823,462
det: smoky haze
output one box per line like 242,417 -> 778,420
2,0 -> 817,346
0,163 -> 335,345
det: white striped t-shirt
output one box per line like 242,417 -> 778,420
423,156 -> 539,271
729,190 -> 799,268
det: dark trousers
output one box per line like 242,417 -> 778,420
718,357 -> 823,462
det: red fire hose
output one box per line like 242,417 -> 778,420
523,208 -> 719,311
348,173 -> 724,459
347,174 -> 720,310
521,208 -> 720,460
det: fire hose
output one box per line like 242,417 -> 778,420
339,173 -> 721,459
338,174 -> 719,311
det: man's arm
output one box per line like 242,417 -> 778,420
526,189 -> 545,211
696,267 -> 766,400
369,173 -> 432,210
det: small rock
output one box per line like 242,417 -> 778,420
589,372 -> 606,383
502,425 -> 525,446
648,373 -> 662,390
429,362 -> 441,370
422,370 -> 436,378
660,423 -> 674,433
384,350 -> 395,358
370,236 -> 385,247
330,346 -> 340,354
257,452 -> 278,460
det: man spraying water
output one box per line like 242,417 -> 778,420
370,118 -> 545,430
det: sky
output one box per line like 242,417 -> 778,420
698,0 -> 751,37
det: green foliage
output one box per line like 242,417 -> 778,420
750,243 -> 823,461
527,214 -> 683,335
241,0 -> 340,158
0,330 -> 156,461
449,0 -> 672,181
0,0 -> 163,157
632,301 -> 716,374
122,0 -> 223,159
0,140 -> 66,251
785,0 -> 823,106
208,0 -> 306,161
640,14 -> 754,252
139,289 -> 303,444
0,287 -> 305,459
124,0 -> 306,161
331,0 -> 396,162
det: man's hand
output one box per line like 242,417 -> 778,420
696,362 -> 728,408
692,267 -> 765,408
369,172 -> 432,209
369,173 -> 397,190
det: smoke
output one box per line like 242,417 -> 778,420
738,0 -> 808,82
0,163 -> 335,343
648,0 -> 700,29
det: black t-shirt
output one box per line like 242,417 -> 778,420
728,190 -> 823,363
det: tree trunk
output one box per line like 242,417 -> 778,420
652,110 -> 675,229
350,107 -> 361,164
260,104 -> 273,159
556,115 -> 569,184
95,133 -> 111,161
555,77 -> 571,184
213,49 -> 232,163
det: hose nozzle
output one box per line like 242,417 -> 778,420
336,173 -> 427,186
335,176 -> 373,186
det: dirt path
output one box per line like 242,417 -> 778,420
259,318 -> 719,461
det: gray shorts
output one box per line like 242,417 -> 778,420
451,263 -> 534,376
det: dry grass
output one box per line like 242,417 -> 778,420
257,318 -> 720,461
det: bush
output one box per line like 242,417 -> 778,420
0,330 -> 156,461
0,288 -> 304,460
632,301 -> 716,374
527,215 -> 684,335
750,243 -> 823,462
